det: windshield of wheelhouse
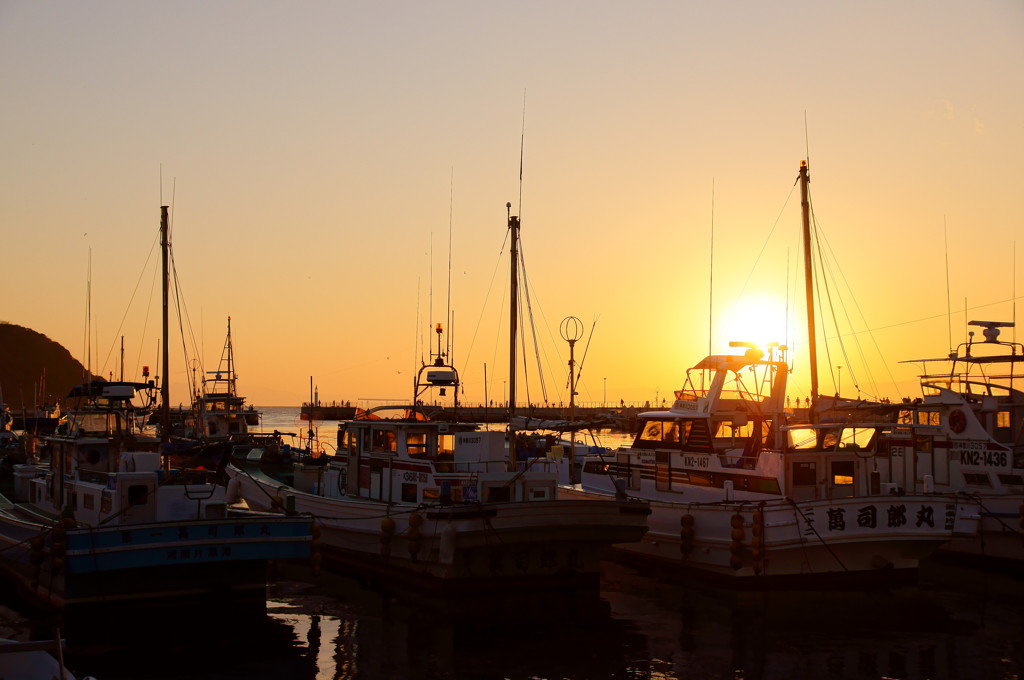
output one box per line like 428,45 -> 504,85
75,412 -> 118,435
633,419 -> 691,448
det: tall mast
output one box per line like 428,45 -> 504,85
798,160 -> 819,420
507,202 -> 519,420
160,205 -> 171,444
226,316 -> 235,397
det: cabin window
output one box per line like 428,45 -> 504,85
83,494 -> 95,510
401,483 -> 418,503
485,486 -> 511,502
840,428 -> 876,451
997,474 -> 1023,486
915,435 -> 933,453
127,485 -> 149,506
407,432 -> 429,458
787,428 -> 818,451
371,429 -> 397,453
635,420 -> 690,448
438,434 -> 455,455
963,472 -> 992,487
831,460 -> 855,486
917,410 -> 940,426
792,462 -> 816,486
996,411 -> 1011,428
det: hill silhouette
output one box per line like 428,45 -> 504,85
0,322 -> 94,410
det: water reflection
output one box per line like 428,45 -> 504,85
14,559 -> 1014,679
243,562 -> 1021,680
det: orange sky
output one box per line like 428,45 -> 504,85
2,1 -> 1022,407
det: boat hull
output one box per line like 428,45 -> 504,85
226,465 -> 649,594
560,486 -> 979,586
0,508 -> 311,612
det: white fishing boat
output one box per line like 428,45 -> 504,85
226,205 -> 650,601
226,356 -> 650,599
558,161 -> 983,585
560,346 -> 980,584
0,207 -> 311,620
900,320 -> 1024,565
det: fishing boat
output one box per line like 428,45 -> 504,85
226,356 -> 650,602
560,345 -> 980,584
557,161 -> 983,585
0,207 -> 311,622
226,207 -> 650,604
182,316 -> 261,442
899,320 -> 1024,565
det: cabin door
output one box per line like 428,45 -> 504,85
346,436 -> 360,495
885,438 -> 913,493
118,479 -> 157,523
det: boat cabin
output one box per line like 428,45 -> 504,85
310,420 -> 557,506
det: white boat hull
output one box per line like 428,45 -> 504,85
226,464 -> 649,592
560,485 -> 980,583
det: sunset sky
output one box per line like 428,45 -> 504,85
2,1 -> 1022,409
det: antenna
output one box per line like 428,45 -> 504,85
803,111 -> 811,167
944,217 -> 952,351
709,177 -> 715,356
447,167 -> 454,358
518,89 -> 526,215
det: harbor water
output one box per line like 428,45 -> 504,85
3,407 -> 1021,680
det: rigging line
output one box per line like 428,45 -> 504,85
458,229 -> 510,386
734,180 -> 799,302
414,276 -> 421,372
517,243 -> 551,405
808,198 -> 895,399
809,209 -> 864,396
134,258 -> 159,382
99,231 -> 160,379
516,247 -> 537,405
574,317 -> 599,391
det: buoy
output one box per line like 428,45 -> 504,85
679,513 -> 696,557
728,513 -> 746,570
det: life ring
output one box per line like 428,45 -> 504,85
949,409 -> 967,434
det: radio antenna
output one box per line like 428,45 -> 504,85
518,89 -> 526,215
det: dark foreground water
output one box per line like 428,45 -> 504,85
3,559 -> 1019,680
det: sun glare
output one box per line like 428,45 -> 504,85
719,294 -> 789,351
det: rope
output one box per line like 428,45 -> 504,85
785,498 -> 849,572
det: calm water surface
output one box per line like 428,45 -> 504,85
7,407 -> 1019,680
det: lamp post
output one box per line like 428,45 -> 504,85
603,377 -> 607,408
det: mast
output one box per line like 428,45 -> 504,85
798,160 -> 819,421
226,316 -> 235,398
507,202 -> 519,420
160,206 -> 171,444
